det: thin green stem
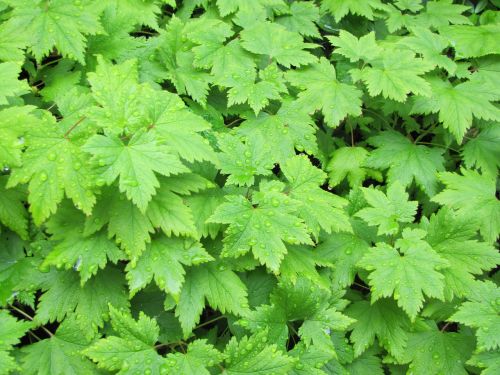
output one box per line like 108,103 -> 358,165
362,108 -> 390,126
194,315 -> 226,330
414,123 -> 437,144
9,304 -> 54,337
63,116 -> 86,140
416,141 -> 459,153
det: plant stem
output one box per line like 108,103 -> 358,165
416,141 -> 459,153
440,322 -> 451,332
64,116 -> 86,140
9,304 -> 54,337
194,315 -> 225,330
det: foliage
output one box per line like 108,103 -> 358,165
0,0 -> 499,374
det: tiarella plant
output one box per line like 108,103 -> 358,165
0,0 -> 499,374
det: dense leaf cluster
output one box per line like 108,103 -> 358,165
0,0 -> 499,374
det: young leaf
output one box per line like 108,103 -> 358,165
175,262 -> 249,335
432,169 -> 500,243
425,209 -> 500,299
328,31 -> 381,62
125,236 -> 213,297
399,322 -> 475,375
411,76 -> 500,142
285,57 -> 362,127
354,48 -> 433,102
346,299 -> 412,358
7,114 -> 96,225
450,281 -> 500,351
165,340 -> 224,375
320,0 -> 385,22
365,131 -> 445,196
84,306 -> 167,374
240,21 -> 316,68
281,155 -> 351,237
209,181 -> 313,271
222,330 -> 296,374
3,0 -> 103,63
216,133 -> 273,186
35,267 -> 129,334
0,176 -> 28,239
0,310 -> 31,374
83,130 -> 187,212
355,182 -> 418,236
358,229 -> 449,320
21,317 -> 97,375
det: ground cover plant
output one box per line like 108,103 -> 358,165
0,0 -> 499,374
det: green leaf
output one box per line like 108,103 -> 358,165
209,40 -> 256,87
425,209 -> 500,299
216,133 -> 273,186
0,309 -> 31,374
281,155 -> 351,238
343,347 -> 384,375
168,51 -> 213,106
355,182 -> 418,236
8,114 -> 96,225
145,178 -> 200,238
84,305 -> 167,374
243,278 -> 354,352
43,228 -> 124,285
186,187 -> 225,239
326,146 -> 381,188
354,48 -> 433,102
467,350 -> 500,375
36,267 -> 129,334
0,106 -> 33,170
222,330 -> 295,374
276,2 -> 320,38
240,21 -> 316,68
365,131 -> 445,196
462,125 -> 500,177
399,322 -> 475,375
3,0 -> 103,63
315,232 -> 370,288
432,169 -> 500,243
227,62 -> 287,114
279,245 -> 327,287
126,236 -> 213,297
144,88 -> 216,163
0,63 -> 28,104
328,31 -> 381,63
289,342 -> 333,374
84,130 -> 187,212
398,27 -> 456,74
286,57 -> 362,127
165,339 -> 224,375
420,0 -> 471,28
411,76 -> 500,142
235,102 -> 317,165
346,299 -> 411,358
0,176 -> 28,239
440,24 -> 500,58
86,56 -> 144,135
176,262 -> 249,335
209,181 -> 313,271
358,229 -> 448,320
450,281 -> 500,351
21,317 -> 97,375
105,193 -> 155,263
0,231 -> 40,306
320,0 -> 385,22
